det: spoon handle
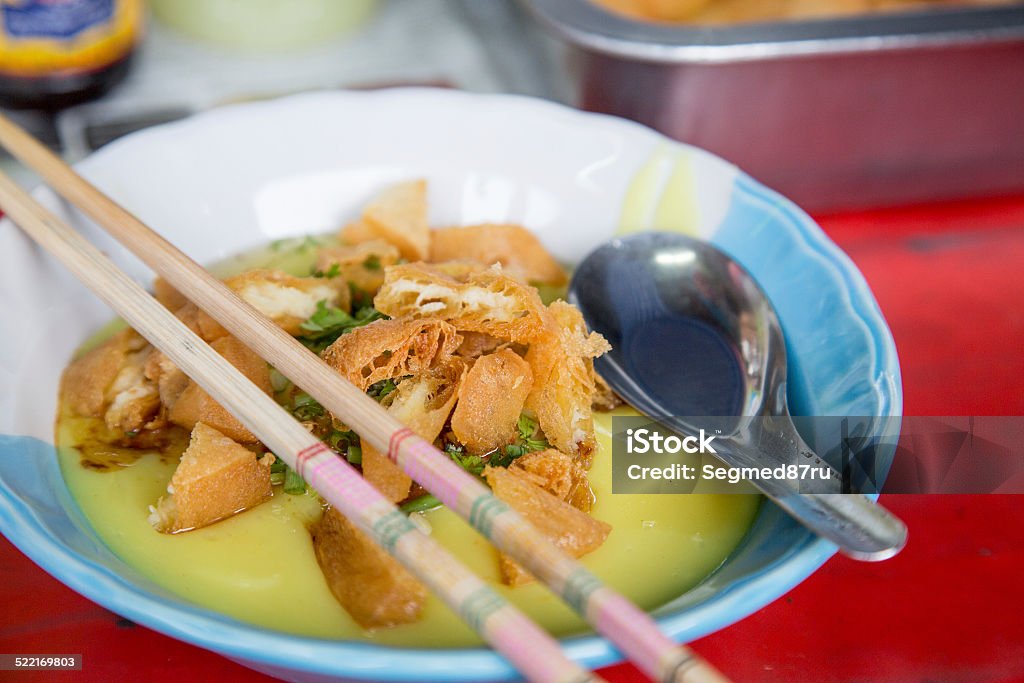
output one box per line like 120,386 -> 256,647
725,416 -> 907,560
770,489 -> 907,561
665,414 -> 908,560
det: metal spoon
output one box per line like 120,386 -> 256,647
569,232 -> 907,561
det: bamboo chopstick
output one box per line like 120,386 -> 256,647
0,170 -> 601,683
0,112 -> 729,683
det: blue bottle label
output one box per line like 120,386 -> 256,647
3,0 -> 114,40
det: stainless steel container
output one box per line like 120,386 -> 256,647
526,1 -> 1024,211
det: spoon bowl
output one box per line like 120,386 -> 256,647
570,232 -> 907,561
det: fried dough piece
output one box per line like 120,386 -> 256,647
338,219 -> 378,245
143,349 -> 190,411
455,331 -> 504,359
485,466 -> 610,586
63,328 -> 144,418
168,336 -> 272,443
450,349 -> 533,455
359,447 -> 411,504
315,239 -> 401,296
322,318 -> 462,391
148,422 -> 274,533
153,277 -> 189,312
224,269 -> 350,335
591,371 -> 624,412
429,224 -> 567,285
170,302 -> 228,342
362,361 -> 465,502
525,301 -> 610,463
62,328 -> 164,434
151,277 -> 226,342
311,507 -> 427,629
340,180 -> 429,261
374,263 -> 548,344
103,347 -> 163,435
142,300 -> 225,412
511,449 -> 594,512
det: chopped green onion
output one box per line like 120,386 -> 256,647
283,467 -> 307,495
269,367 -> 290,393
362,254 -> 382,270
297,236 -> 324,252
400,494 -> 442,514
346,444 -> 362,465
311,262 -> 341,279
291,393 -> 325,420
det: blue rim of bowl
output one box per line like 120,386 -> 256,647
0,89 -> 901,681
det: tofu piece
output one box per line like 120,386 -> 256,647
525,301 -> 610,463
429,224 -> 567,285
362,361 -> 464,502
339,180 -> 429,261
322,318 -> 462,391
374,262 -> 549,344
314,239 -> 401,296
311,507 -> 427,629
511,449 -> 594,512
223,269 -> 350,336
484,466 -> 610,586
450,349 -> 533,455
168,335 -> 272,443
149,422 -> 274,533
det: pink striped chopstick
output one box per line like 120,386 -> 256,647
0,170 -> 595,683
0,112 -> 729,683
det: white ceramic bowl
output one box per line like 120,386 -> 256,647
0,89 -> 900,681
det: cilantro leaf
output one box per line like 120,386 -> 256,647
444,443 -> 485,476
298,300 -> 386,353
489,413 -> 549,469
490,444 -> 525,468
367,378 -> 398,401
517,413 -> 538,441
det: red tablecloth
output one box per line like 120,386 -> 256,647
3,194 -> 1023,682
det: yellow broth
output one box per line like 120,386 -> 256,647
55,237 -> 761,646
58,409 -> 759,645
